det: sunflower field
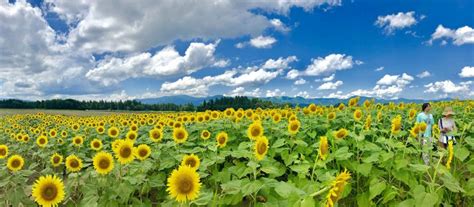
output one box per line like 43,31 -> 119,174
0,98 -> 473,207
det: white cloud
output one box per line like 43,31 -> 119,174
286,69 -> 300,80
294,78 -> 306,85
375,66 -> 384,71
249,35 -> 277,48
270,18 -> 290,32
266,88 -> 285,97
262,56 -> 298,70
303,54 -> 361,76
85,41 -> 227,86
375,11 -> 418,34
416,70 -> 431,78
424,80 -> 471,94
317,80 -> 343,90
225,87 -> 261,97
429,25 -> 474,45
459,66 -> 474,78
322,74 -> 335,82
295,91 -> 310,98
376,73 -> 414,86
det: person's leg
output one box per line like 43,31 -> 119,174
421,139 -> 430,165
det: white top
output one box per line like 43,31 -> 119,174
438,117 -> 456,142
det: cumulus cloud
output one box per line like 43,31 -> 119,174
286,69 -> 300,80
375,11 -> 419,34
317,80 -> 343,90
236,35 -> 277,49
270,18 -> 290,32
85,41 -> 227,86
294,78 -> 306,85
375,66 -> 384,72
424,80 -> 471,94
225,87 -> 261,97
295,91 -> 310,98
376,73 -> 414,86
262,56 -> 298,70
303,54 -> 362,76
459,66 -> 474,78
416,70 -> 431,78
266,88 -> 285,97
428,25 -> 474,45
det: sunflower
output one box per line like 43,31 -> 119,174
32,175 -> 65,207
272,113 -> 281,123
36,135 -> 48,148
173,127 -> 188,144
49,129 -> 57,138
167,165 -> 201,203
337,103 -> 345,111
200,130 -> 211,140
418,122 -> 427,132
7,155 -> 24,172
181,154 -> 200,170
90,139 -> 103,151
327,112 -> 336,121
247,122 -> 264,140
391,116 -> 402,135
126,131 -> 138,142
114,139 -> 135,164
93,151 -> 114,175
364,115 -> 372,130
111,139 -> 124,153
348,97 -> 359,107
149,128 -> 163,142
319,136 -> 329,160
108,126 -> 120,138
408,109 -> 417,120
72,136 -> 84,147
326,169 -> 351,207
134,144 -> 151,161
96,126 -> 105,134
334,128 -> 348,139
57,138 -> 64,145
446,140 -> 454,170
51,153 -> 63,167
0,144 -> 8,159
288,120 -> 301,135
216,132 -> 228,148
254,136 -> 269,161
353,109 -> 363,122
65,155 -> 83,172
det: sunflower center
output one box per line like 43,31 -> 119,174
291,124 -> 298,131
93,142 -> 100,148
218,136 -> 226,144
203,132 -> 209,137
139,149 -> 148,157
251,127 -> 260,137
152,132 -> 160,139
11,159 -> 21,168
74,139 -> 81,144
99,158 -> 110,169
128,134 -> 136,140
177,176 -> 194,194
69,159 -> 79,168
39,138 -> 46,144
41,183 -> 58,201
0,148 -> 6,156
111,130 -> 117,136
176,132 -> 185,140
53,156 -> 60,163
120,146 -> 132,158
185,158 -> 196,168
257,142 -> 267,154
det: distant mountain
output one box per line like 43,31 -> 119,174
138,95 -> 223,105
137,95 -> 452,106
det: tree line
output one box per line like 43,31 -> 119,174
0,96 -> 285,111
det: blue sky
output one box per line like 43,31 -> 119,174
0,0 -> 473,100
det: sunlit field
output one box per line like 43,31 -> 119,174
0,98 -> 473,206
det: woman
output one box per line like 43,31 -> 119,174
438,107 -> 457,149
416,103 -> 434,165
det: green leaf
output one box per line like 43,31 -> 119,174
369,180 -> 386,200
334,147 -> 354,161
355,162 -> 372,177
300,196 -> 316,207
381,186 -> 398,204
362,153 -> 379,163
454,146 -> 470,162
272,139 -> 286,148
221,179 -> 243,195
440,174 -> 465,193
290,163 -> 311,176
409,164 -> 430,172
241,180 -> 263,196
356,192 -> 370,207
274,182 -> 295,198
395,159 -> 409,171
464,178 -> 474,196
190,191 -> 213,206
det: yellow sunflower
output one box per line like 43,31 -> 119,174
334,128 -> 348,139
49,129 -> 57,138
326,169 -> 351,207
50,153 -> 63,167
7,154 -> 24,172
288,120 -> 301,135
90,139 -> 103,151
126,130 -> 138,142
36,135 -> 48,148
96,126 -> 105,134
72,136 -> 84,147
173,127 -> 188,144
32,175 -> 65,207
327,112 -> 336,121
364,115 -> 372,130
181,154 -> 200,170
114,139 -> 135,164
200,130 -> 211,140
108,126 -> 120,138
272,113 -> 282,123
167,165 -> 201,203
418,122 -> 427,132
111,139 -> 124,153
319,136 -> 329,160
134,144 -> 151,161
0,144 -> 8,159
353,109 -> 363,122
254,136 -> 269,161
391,116 -> 402,135
65,155 -> 83,172
216,132 -> 228,148
446,140 -> 454,170
93,151 -> 114,175
149,128 -> 163,142
247,122 -> 264,140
